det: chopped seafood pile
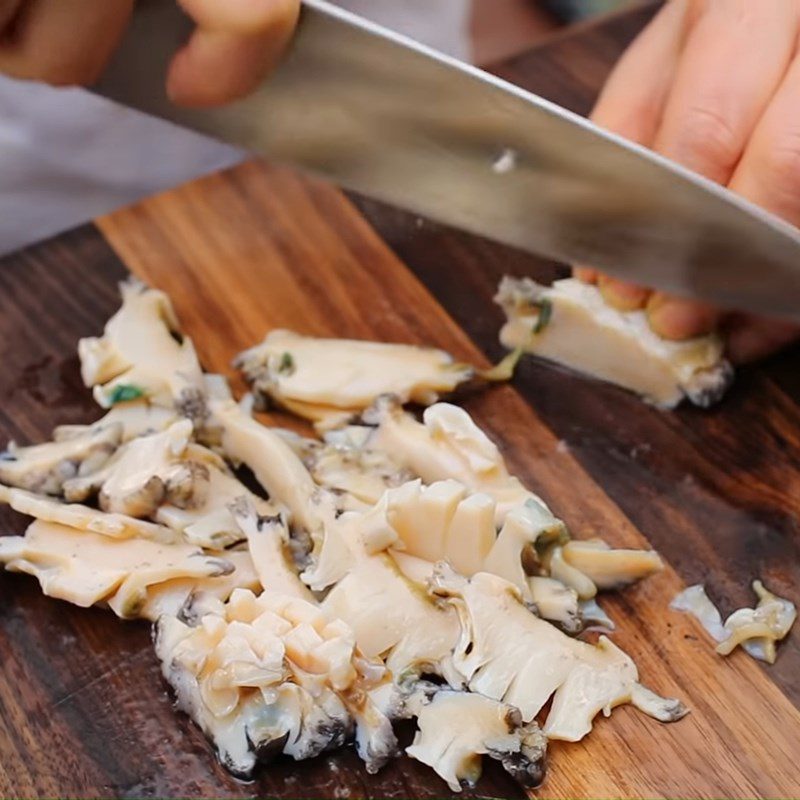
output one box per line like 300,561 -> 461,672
0,278 -> 693,792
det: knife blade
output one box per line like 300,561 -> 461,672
93,0 -> 800,321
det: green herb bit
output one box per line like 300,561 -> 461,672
277,352 -> 295,375
481,347 -> 524,383
533,297 -> 553,334
109,384 -> 145,405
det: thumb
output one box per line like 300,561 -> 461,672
167,0 -> 300,107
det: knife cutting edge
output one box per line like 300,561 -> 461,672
93,0 -> 800,321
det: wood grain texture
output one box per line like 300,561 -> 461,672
98,162 -> 800,800
351,0 -> 800,700
1,6 -> 799,799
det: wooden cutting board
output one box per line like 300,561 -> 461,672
1,4 -> 799,798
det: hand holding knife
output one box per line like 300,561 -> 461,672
2,0 -> 799,361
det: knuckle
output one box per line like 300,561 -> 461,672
757,130 -> 800,208
671,104 -> 741,178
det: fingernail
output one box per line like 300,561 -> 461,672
573,266 -> 599,284
598,275 -> 651,311
646,293 -> 719,340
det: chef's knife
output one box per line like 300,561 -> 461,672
93,0 -> 800,321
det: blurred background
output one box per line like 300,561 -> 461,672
340,0 -> 637,65
472,0 -> 637,64
0,0 -> 637,256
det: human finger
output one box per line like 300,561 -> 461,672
0,0 -> 134,85
590,0 -> 692,145
597,275 -> 652,311
725,315 -> 800,364
646,292 -> 720,340
575,2 -> 690,300
730,52 -> 800,237
708,43 -> 800,358
653,0 -> 800,184
168,0 -> 300,107
573,267 -> 599,284
631,1 -> 798,340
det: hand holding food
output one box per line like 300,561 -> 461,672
576,0 -> 800,363
0,0 -> 300,106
